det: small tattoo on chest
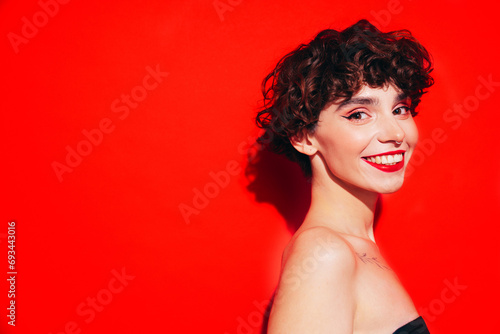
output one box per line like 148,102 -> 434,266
356,252 -> 391,270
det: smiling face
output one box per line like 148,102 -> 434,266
305,84 -> 418,194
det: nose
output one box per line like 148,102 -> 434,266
377,114 -> 405,144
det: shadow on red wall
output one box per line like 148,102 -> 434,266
244,137 -> 384,333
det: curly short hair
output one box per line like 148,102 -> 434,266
255,19 -> 434,176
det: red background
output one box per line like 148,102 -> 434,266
1,0 -> 499,333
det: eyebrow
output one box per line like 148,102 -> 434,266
336,92 -> 409,110
337,97 -> 378,109
395,92 -> 410,103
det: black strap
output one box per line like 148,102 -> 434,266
393,316 -> 430,334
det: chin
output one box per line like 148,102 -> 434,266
378,186 -> 403,194
372,178 -> 405,194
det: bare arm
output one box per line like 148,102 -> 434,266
268,227 -> 357,334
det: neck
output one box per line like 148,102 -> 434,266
302,167 -> 379,243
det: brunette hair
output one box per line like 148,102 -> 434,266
255,19 -> 434,176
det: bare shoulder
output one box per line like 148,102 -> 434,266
269,226 -> 357,333
282,225 -> 357,271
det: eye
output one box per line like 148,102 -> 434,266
342,111 -> 368,122
393,106 -> 411,116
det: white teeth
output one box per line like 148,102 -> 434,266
365,153 -> 403,165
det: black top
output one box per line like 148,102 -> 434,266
393,316 -> 430,334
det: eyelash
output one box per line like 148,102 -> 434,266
342,111 -> 367,121
393,106 -> 411,116
342,106 -> 411,122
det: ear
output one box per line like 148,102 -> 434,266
289,129 -> 318,156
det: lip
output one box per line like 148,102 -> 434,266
362,150 -> 406,173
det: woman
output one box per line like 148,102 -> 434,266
256,20 -> 434,333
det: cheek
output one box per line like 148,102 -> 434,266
402,121 -> 418,166
403,120 -> 419,147
318,127 -> 369,159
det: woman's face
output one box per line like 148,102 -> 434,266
309,84 -> 418,194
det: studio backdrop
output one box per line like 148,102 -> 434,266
1,0 -> 499,333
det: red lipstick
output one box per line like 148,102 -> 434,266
362,150 -> 405,173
